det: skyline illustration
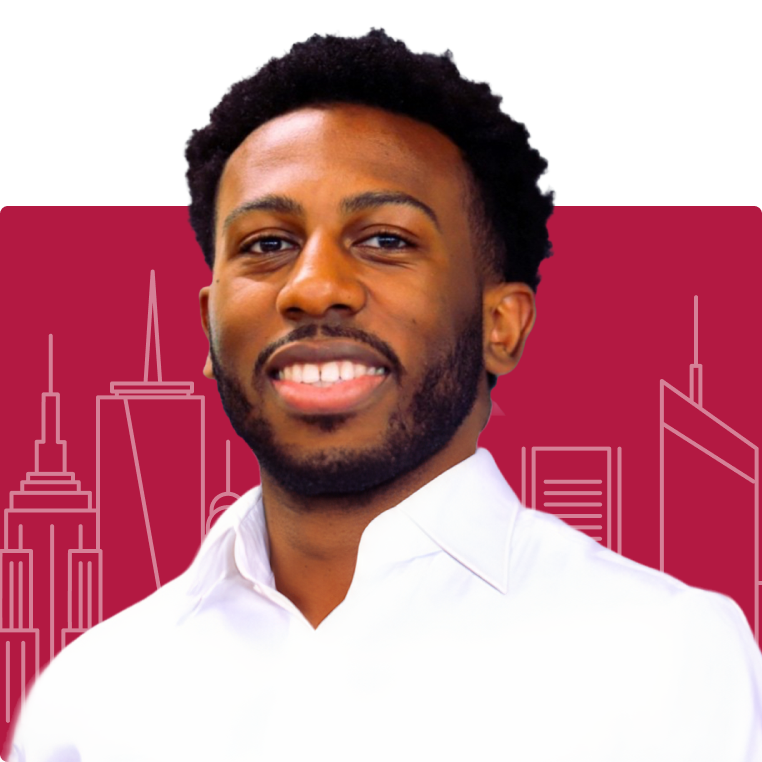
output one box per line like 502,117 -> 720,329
1,205 -> 759,753
660,296 -> 759,641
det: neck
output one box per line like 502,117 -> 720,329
261,439 -> 477,628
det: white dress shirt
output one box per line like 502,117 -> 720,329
10,448 -> 762,761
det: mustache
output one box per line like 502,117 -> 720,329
253,323 -> 403,380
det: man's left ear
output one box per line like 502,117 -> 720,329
483,282 -> 536,377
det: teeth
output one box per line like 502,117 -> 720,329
339,360 -> 354,381
302,363 -> 320,383
277,361 -> 386,384
320,361 -> 340,383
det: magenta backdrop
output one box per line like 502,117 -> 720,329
1,206 -> 760,752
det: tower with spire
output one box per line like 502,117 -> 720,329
96,271 -> 205,620
660,296 -> 759,642
2,334 -> 97,730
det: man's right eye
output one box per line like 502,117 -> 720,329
242,236 -> 298,255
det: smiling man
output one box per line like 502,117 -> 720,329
10,30 -> 762,762
200,100 -> 534,629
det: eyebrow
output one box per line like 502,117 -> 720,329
340,191 -> 440,230
222,190 -> 440,233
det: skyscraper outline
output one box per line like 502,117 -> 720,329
95,270 -> 206,615
521,445 -> 623,553
2,334 -> 96,732
659,296 -> 759,642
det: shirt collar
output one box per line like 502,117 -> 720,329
184,486 -> 265,599
185,447 -> 522,600
395,447 -> 522,593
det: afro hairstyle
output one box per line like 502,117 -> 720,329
185,29 -> 554,292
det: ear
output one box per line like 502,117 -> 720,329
483,282 -> 536,377
199,285 -> 215,380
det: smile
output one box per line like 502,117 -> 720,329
270,365 -> 390,414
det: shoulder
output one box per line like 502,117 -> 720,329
500,509 -> 762,754
512,506 -> 712,605
10,487 -> 260,754
37,485 -> 258,662
10,567 -> 197,752
507,506 -> 762,667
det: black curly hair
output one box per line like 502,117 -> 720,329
185,29 -> 553,293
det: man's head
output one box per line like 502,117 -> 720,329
188,31 -> 553,499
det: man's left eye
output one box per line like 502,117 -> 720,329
360,233 -> 411,250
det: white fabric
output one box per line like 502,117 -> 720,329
10,448 -> 762,761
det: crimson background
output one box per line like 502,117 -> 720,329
1,206 -> 760,752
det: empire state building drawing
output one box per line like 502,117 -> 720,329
2,335 -> 97,728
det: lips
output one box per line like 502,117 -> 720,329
266,339 -> 393,415
271,373 -> 388,414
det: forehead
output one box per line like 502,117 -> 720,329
216,104 -> 471,221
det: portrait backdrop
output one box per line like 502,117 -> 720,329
1,205 -> 759,753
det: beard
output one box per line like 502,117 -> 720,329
210,308 -> 485,499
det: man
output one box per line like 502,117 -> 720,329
10,30 -> 762,761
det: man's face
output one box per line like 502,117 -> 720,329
201,105 -> 492,497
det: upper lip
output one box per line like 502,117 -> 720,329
265,340 -> 393,377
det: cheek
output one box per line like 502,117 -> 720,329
420,277 -> 472,331
210,281 -> 275,368
395,293 -> 463,367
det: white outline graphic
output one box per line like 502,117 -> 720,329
206,441 -> 240,535
522,446 -> 622,552
96,271 -> 205,619
660,296 -> 759,642
1,335 -> 93,730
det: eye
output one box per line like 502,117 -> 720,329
241,235 -> 298,255
358,232 -> 413,250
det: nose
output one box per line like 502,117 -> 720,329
275,231 -> 366,320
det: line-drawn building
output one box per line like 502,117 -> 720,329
522,446 -> 623,553
660,296 -> 759,642
206,440 -> 240,535
1,335 -> 99,731
96,271 -> 205,620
